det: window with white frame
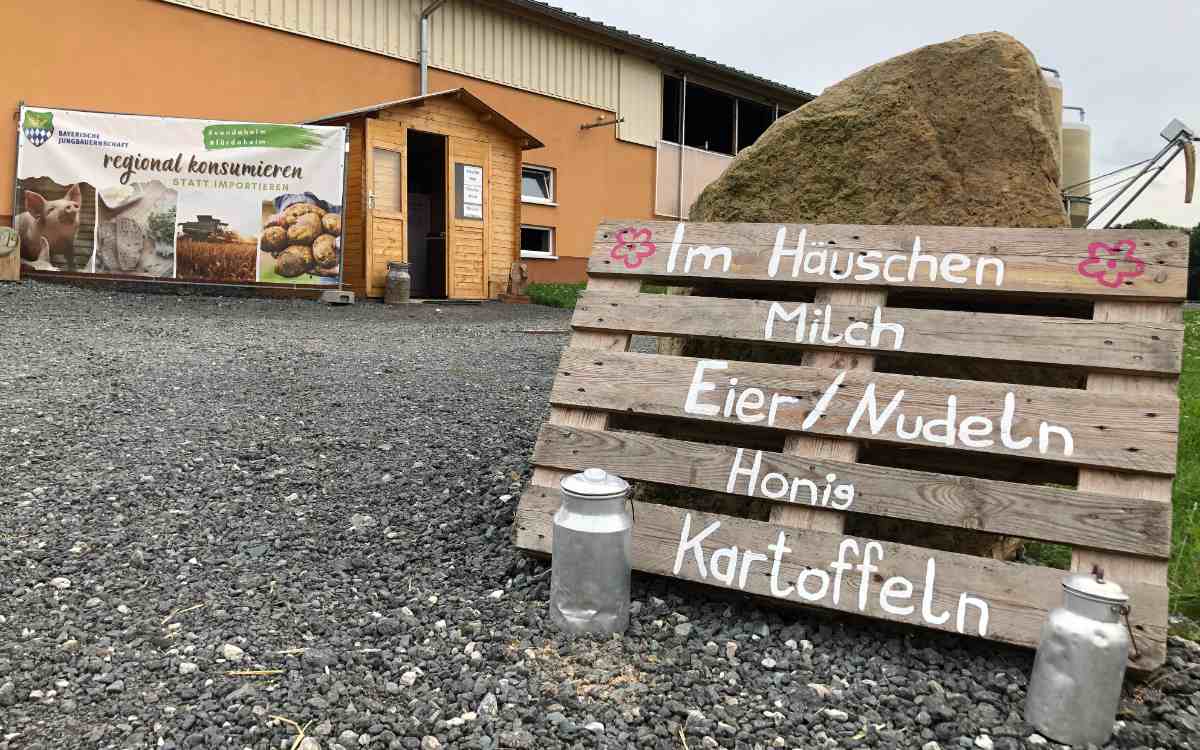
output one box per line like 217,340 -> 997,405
520,225 -> 555,259
521,165 -> 555,204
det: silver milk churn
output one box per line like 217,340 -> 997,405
549,468 -> 632,635
384,261 -> 411,305
1025,570 -> 1132,746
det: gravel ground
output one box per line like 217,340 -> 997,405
0,281 -> 1197,750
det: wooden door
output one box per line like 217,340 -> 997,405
366,119 -> 407,298
446,136 -> 490,299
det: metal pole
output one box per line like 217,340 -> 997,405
1085,137 -> 1179,227
732,97 -> 739,154
1102,143 -> 1186,228
12,101 -> 23,230
419,0 -> 448,96
678,74 -> 686,219
336,124 -> 349,291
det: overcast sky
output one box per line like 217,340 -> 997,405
554,0 -> 1199,229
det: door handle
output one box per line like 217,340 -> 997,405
368,192 -> 376,209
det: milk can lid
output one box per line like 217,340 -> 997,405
1063,572 -> 1129,604
560,468 -> 629,500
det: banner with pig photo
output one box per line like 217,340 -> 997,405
13,106 -> 346,286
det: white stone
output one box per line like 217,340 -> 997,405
807,683 -> 831,699
179,662 -> 199,675
822,708 -> 848,721
488,590 -> 504,599
221,644 -> 245,661
974,736 -> 993,750
400,670 -> 419,687
49,577 -> 71,590
1026,735 -> 1046,746
420,736 -> 441,750
584,722 -> 604,732
117,604 -> 131,615
761,657 -> 777,669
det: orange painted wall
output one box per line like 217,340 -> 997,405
0,0 -> 656,284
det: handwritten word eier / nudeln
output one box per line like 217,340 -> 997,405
683,360 -> 1075,457
672,514 -> 991,635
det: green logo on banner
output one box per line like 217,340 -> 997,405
23,110 -> 54,147
202,124 -> 327,150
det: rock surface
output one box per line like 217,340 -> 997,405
691,32 -> 1067,228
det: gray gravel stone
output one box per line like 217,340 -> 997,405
0,282 -> 1194,750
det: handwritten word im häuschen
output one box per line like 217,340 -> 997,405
665,223 -> 1006,287
672,514 -> 990,635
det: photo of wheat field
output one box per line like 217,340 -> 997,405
173,191 -> 259,283
175,237 -> 257,282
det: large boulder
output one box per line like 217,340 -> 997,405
653,33 -> 1071,560
691,32 -> 1067,227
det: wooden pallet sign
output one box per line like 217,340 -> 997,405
515,220 -> 1188,669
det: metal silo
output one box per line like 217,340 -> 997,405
1062,110 -> 1092,228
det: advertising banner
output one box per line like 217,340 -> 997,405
13,106 -> 346,286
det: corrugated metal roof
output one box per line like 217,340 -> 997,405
305,88 -> 545,149
494,0 -> 815,104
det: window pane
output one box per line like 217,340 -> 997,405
662,75 -> 682,143
684,82 -> 734,155
521,168 -> 551,201
372,147 -> 401,212
521,226 -> 552,255
737,98 -> 776,152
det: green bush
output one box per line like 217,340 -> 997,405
527,283 -> 585,309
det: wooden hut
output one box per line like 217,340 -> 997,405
310,89 -> 543,300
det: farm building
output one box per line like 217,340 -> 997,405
0,0 -> 812,298
309,90 -> 543,299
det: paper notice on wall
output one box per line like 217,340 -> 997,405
455,162 -> 484,221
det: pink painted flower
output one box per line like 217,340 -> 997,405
1077,240 -> 1146,289
610,227 -> 656,269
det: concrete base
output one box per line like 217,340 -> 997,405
321,289 -> 356,305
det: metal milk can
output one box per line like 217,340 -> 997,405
549,468 -> 632,635
1025,570 -> 1132,747
384,261 -> 411,305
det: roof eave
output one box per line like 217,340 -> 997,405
489,0 -> 815,105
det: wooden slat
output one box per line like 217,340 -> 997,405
590,221 -> 1189,300
529,276 -> 641,492
574,291 -> 1185,375
514,487 -> 1168,665
1072,301 -> 1177,667
771,286 -> 886,533
532,425 -> 1172,557
549,350 -> 1180,474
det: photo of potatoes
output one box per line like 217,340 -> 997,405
257,194 -> 342,285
